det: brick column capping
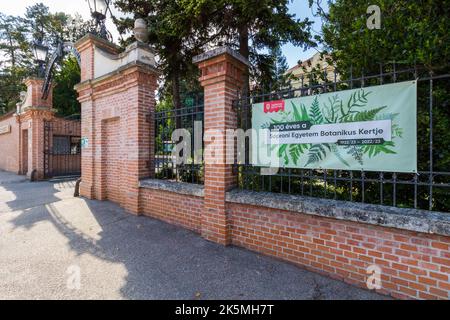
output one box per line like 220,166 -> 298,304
75,34 -> 159,214
194,47 -> 249,245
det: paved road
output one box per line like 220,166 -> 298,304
0,170 -> 389,299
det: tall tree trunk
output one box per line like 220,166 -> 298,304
172,73 -> 182,129
238,23 -> 250,96
7,32 -> 16,67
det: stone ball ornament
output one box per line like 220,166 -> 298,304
133,18 -> 149,43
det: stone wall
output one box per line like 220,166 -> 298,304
227,191 -> 450,300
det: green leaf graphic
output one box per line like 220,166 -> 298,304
341,106 -> 387,122
309,97 -> 324,124
306,144 -> 331,166
363,141 -> 397,158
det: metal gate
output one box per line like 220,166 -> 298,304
43,118 -> 81,179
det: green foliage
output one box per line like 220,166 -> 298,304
0,4 -> 89,115
339,90 -> 371,120
53,57 -> 81,117
114,0 -> 314,101
344,145 -> 364,165
114,0 -> 209,114
316,0 -> 450,74
289,144 -> 307,165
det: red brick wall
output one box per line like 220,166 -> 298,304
0,113 -> 20,173
227,202 -> 450,299
104,118 -> 123,204
140,188 -> 203,233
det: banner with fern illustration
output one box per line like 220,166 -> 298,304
252,80 -> 417,172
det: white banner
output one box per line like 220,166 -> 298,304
269,120 -> 392,145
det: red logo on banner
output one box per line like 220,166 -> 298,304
263,100 -> 285,113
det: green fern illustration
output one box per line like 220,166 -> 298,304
323,95 -> 341,123
338,89 -> 371,121
272,101 -> 311,165
341,106 -> 387,122
309,96 -> 324,124
292,102 -> 309,121
363,141 -> 396,158
289,144 -> 308,165
345,145 -> 364,165
306,144 -> 331,166
331,144 -> 350,167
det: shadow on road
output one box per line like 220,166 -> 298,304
0,175 -> 390,300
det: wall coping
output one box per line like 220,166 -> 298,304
75,33 -> 121,54
226,189 -> 450,237
75,60 -> 160,91
139,179 -> 204,197
93,41 -> 157,79
0,110 -> 15,121
193,46 -> 250,66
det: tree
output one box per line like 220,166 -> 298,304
53,56 -> 81,117
210,0 -> 315,94
114,0 -> 212,127
313,0 -> 450,211
113,0 -> 315,113
256,45 -> 291,93
0,3 -> 89,115
0,13 -> 30,69
0,13 -> 32,112
316,0 -> 450,74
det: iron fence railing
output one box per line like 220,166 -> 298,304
233,66 -> 450,212
43,119 -> 81,178
154,96 -> 204,184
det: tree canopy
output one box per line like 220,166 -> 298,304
113,0 -> 314,110
315,0 -> 450,75
0,3 -> 89,115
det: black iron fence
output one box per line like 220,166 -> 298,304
233,66 -> 450,212
154,95 -> 204,184
43,118 -> 81,178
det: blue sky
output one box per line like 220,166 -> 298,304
282,0 -> 326,68
0,0 -> 325,68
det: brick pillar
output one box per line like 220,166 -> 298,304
74,34 -> 121,199
75,34 -> 158,214
17,77 -> 55,180
122,69 -> 158,213
194,47 -> 249,245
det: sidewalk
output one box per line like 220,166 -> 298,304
0,175 -> 389,299
0,170 -> 28,185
